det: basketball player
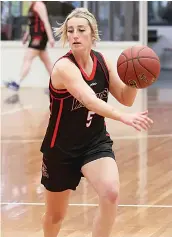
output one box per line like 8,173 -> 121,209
40,8 -> 153,237
5,1 -> 55,91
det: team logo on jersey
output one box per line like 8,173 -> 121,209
90,82 -> 97,86
71,88 -> 109,111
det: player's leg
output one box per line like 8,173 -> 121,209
41,153 -> 82,237
81,156 -> 119,237
4,48 -> 39,91
42,189 -> 71,237
19,48 -> 40,83
39,50 -> 53,75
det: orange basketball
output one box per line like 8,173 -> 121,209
117,45 -> 161,88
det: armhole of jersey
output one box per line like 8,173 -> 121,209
49,51 -> 77,97
92,50 -> 110,84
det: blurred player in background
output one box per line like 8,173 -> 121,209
4,1 -> 55,91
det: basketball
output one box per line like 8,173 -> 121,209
117,45 -> 161,88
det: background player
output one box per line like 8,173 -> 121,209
4,1 -> 55,91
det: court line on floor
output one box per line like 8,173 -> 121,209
1,202 -> 172,208
1,133 -> 172,143
1,105 -> 33,115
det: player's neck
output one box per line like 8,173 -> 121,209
73,50 -> 92,69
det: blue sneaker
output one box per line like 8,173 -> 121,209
4,81 -> 20,91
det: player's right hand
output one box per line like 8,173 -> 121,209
49,38 -> 55,47
120,110 -> 153,131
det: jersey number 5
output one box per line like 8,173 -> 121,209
86,111 -> 95,127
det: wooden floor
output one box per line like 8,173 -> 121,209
1,86 -> 172,237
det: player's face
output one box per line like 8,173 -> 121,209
67,17 -> 93,51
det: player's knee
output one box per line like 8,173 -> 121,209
102,181 -> 119,203
43,211 -> 66,225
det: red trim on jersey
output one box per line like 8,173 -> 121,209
50,94 -> 53,115
97,52 -> 109,83
49,53 -> 72,94
50,91 -> 72,100
98,52 -> 109,72
50,99 -> 64,148
50,81 -> 68,94
34,14 -> 38,33
77,53 -> 97,81
32,35 -> 42,40
40,21 -> 45,32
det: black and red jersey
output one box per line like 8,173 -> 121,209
28,2 -> 46,36
41,50 -> 111,157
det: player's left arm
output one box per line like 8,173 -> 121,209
103,55 -> 138,107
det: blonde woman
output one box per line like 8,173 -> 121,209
5,1 -> 55,91
40,8 -> 153,237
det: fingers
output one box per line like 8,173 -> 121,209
138,111 -> 153,124
139,111 -> 153,123
132,122 -> 142,131
133,120 -> 149,130
136,117 -> 150,129
140,115 -> 153,124
133,119 -> 147,130
140,110 -> 148,115
133,114 -> 154,131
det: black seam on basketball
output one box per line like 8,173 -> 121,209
117,57 -> 159,68
131,46 -> 141,88
121,53 -> 128,59
120,46 -> 147,61
138,46 -> 147,54
138,58 -> 156,78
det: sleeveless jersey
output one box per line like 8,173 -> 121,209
41,50 -> 111,157
28,3 -> 46,36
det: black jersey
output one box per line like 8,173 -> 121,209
28,3 -> 46,36
41,50 -> 112,157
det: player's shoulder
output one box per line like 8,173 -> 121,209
52,54 -> 79,78
92,49 -> 111,71
33,1 -> 46,11
54,56 -> 75,71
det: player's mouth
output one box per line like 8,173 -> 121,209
73,42 -> 81,45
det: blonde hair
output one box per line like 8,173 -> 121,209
53,8 -> 100,46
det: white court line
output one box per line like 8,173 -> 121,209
1,105 -> 32,115
1,133 -> 172,143
111,134 -> 172,139
1,202 -> 172,208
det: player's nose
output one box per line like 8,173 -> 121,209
73,30 -> 79,39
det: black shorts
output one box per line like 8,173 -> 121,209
41,140 -> 115,192
28,33 -> 48,50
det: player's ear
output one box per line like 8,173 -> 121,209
92,35 -> 96,45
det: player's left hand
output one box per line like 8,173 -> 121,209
120,110 -> 153,131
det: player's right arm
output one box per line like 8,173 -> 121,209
51,58 -> 153,131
